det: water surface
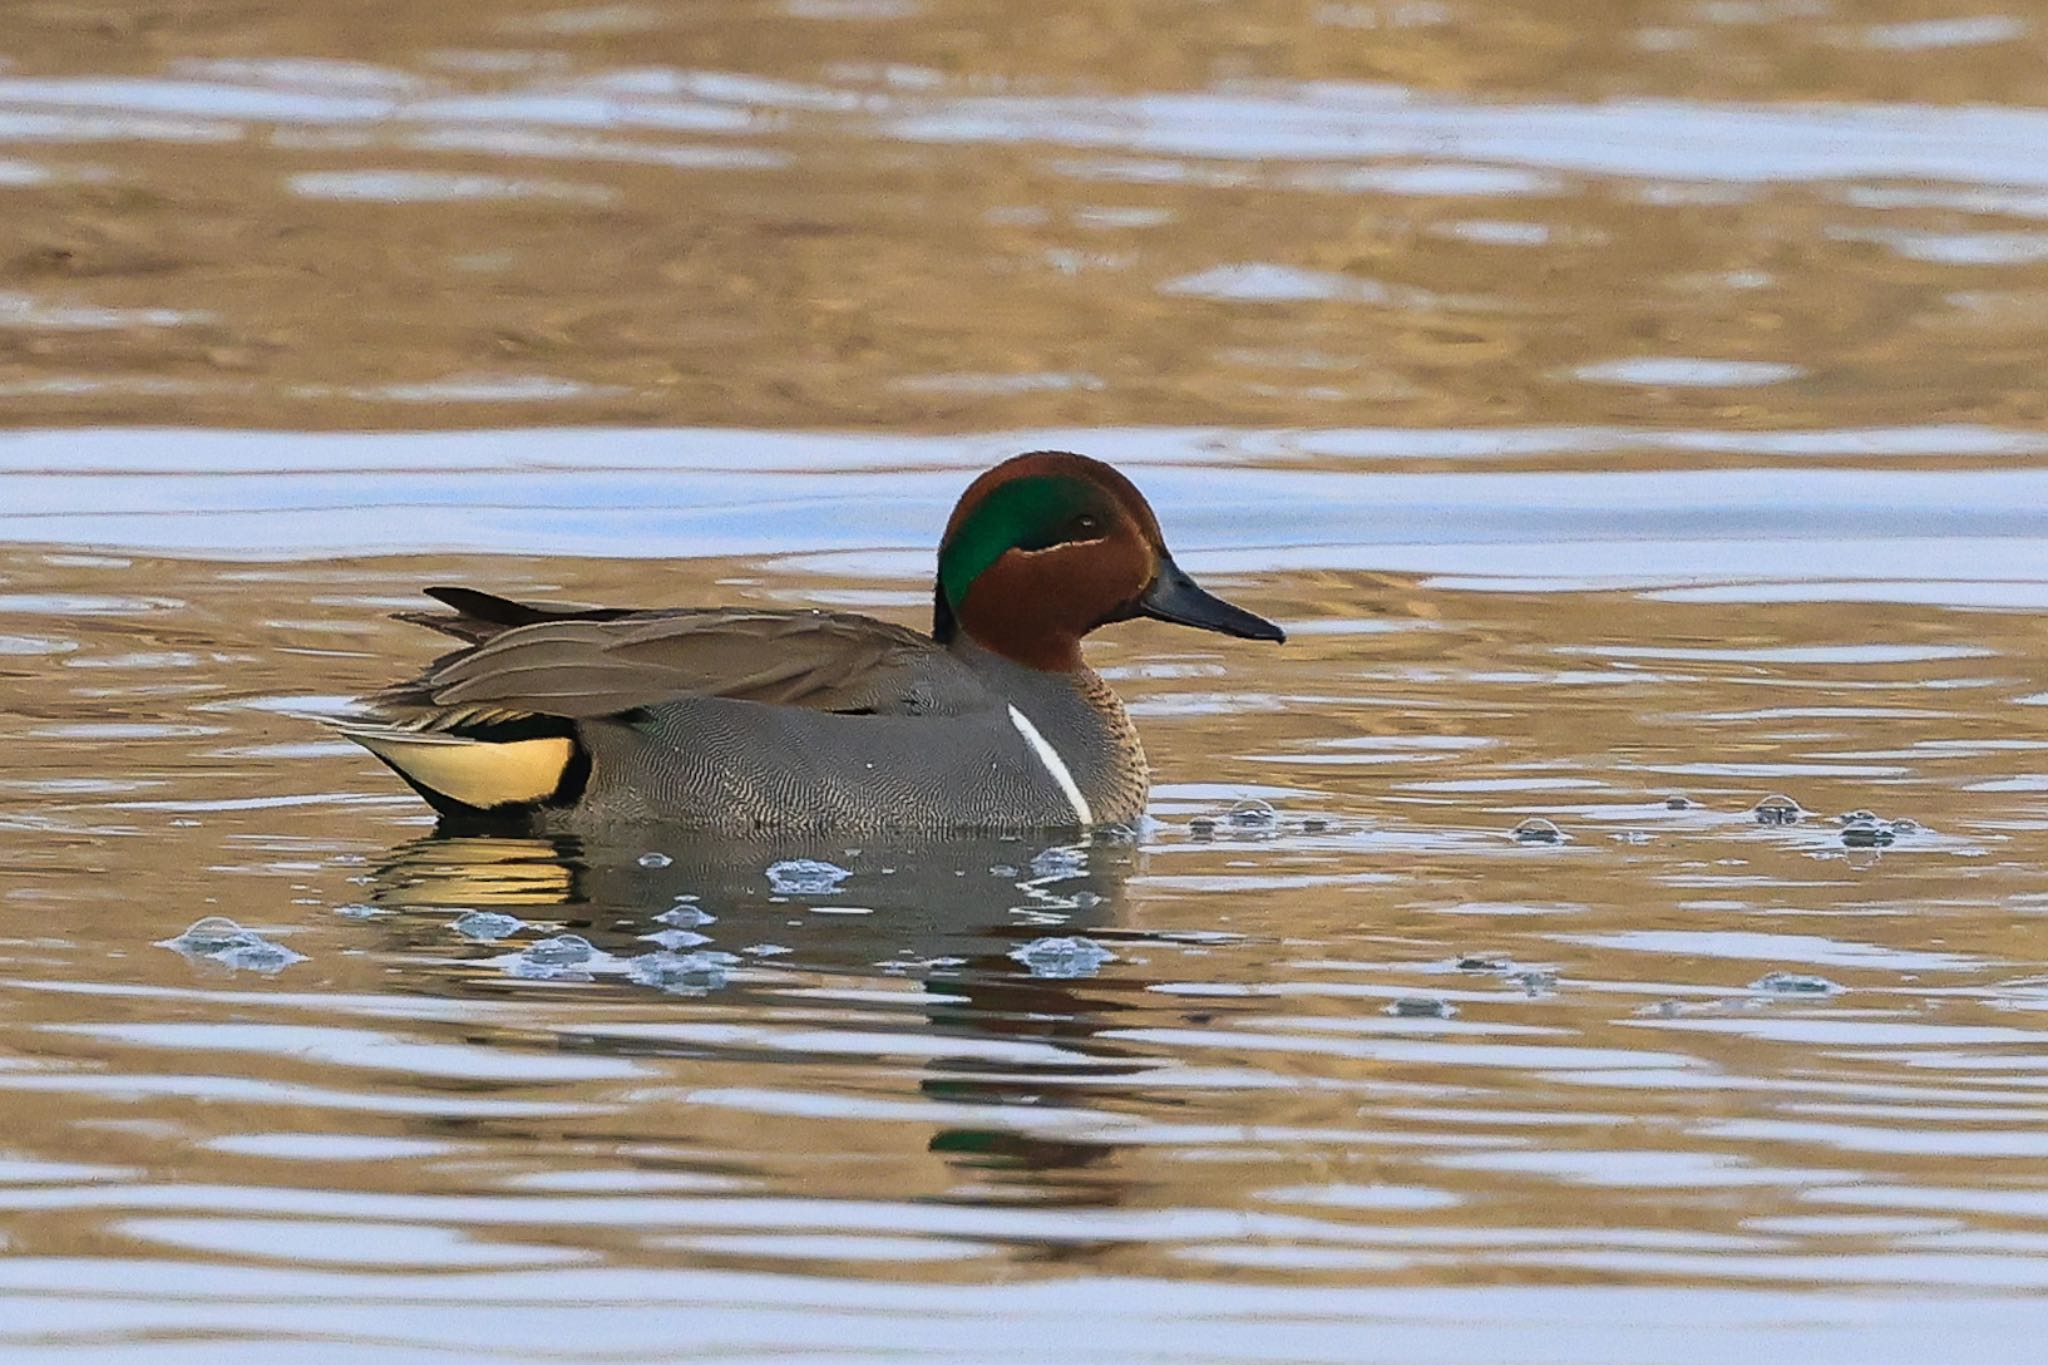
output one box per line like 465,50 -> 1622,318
6,2 -> 2048,1360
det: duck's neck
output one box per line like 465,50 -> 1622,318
935,611 -> 1080,675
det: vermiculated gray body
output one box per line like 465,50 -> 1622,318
350,593 -> 1150,833
571,653 -> 1146,832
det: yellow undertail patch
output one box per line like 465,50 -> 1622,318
341,726 -> 573,810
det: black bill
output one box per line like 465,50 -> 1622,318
1137,559 -> 1286,643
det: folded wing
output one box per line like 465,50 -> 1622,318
369,588 -> 987,729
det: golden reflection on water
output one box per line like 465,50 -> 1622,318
7,0 -> 2048,1358
2,0 -> 2048,432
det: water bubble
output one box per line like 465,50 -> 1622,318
645,927 -> 711,951
629,949 -> 737,994
878,951 -> 968,974
1301,816 -> 1331,834
655,904 -> 715,928
157,917 -> 306,973
503,934 -> 598,981
766,858 -> 850,895
1664,795 -> 1695,810
1227,798 -> 1278,830
1188,816 -> 1217,841
1752,971 -> 1843,996
1889,817 -> 1923,835
522,934 -> 594,966
1505,968 -> 1559,995
216,941 -> 304,972
1029,845 -> 1088,880
1008,935 -> 1117,979
1457,954 -> 1510,972
1611,830 -> 1653,845
1752,794 -> 1803,826
1836,809 -> 1880,825
1840,819 -> 1897,849
1385,996 -> 1457,1019
333,903 -> 385,920
1511,817 -> 1567,845
452,910 -> 525,941
637,852 -> 673,869
744,943 -> 792,957
990,864 -> 1019,878
160,916 -> 252,955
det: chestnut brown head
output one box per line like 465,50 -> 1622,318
933,451 -> 1284,671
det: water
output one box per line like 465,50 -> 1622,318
5,2 -> 2048,1360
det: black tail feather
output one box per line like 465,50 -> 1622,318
396,586 -> 640,644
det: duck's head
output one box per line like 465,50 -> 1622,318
933,451 -> 1285,670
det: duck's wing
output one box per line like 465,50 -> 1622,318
371,595 -> 988,727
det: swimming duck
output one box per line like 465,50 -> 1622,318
336,451 -> 1283,832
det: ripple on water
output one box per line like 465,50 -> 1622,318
1573,358 -> 1805,387
286,170 -> 619,204
120,1216 -> 594,1268
0,633 -> 78,655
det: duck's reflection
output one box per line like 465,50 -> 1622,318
363,829 -> 1164,1197
367,830 -> 1135,970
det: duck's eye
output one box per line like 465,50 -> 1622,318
1070,513 -> 1103,539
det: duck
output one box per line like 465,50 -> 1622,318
333,450 -> 1284,833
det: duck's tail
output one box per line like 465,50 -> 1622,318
324,718 -> 579,817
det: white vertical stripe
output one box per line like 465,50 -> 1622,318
1007,704 -> 1094,825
